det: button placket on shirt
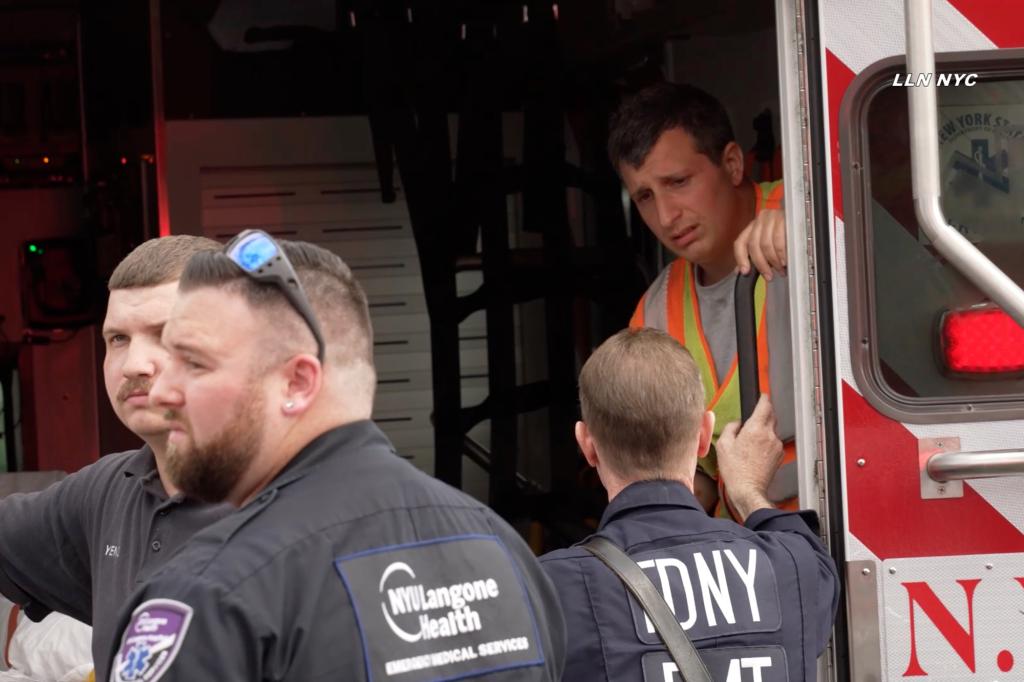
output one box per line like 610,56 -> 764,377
151,504 -> 173,553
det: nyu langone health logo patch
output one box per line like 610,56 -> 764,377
378,560 -> 500,643
335,535 -> 544,682
112,599 -> 193,682
892,72 -> 978,87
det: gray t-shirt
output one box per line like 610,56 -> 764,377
694,270 -> 795,441
0,447 -> 233,669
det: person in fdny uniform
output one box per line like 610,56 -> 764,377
540,328 -> 839,681
100,236 -> 566,682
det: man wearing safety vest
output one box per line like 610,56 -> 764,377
611,82 -> 796,517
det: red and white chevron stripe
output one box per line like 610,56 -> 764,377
820,0 -> 1024,563
817,4 -> 1024,677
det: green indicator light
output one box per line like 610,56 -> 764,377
28,244 -> 37,253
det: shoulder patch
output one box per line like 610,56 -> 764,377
334,534 -> 545,681
111,599 -> 193,682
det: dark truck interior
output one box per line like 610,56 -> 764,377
0,0 -> 781,551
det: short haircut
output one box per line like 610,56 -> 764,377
578,328 -> 705,477
108,235 -> 221,290
178,239 -> 374,370
608,82 -> 735,170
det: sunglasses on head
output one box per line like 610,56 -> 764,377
224,229 -> 325,362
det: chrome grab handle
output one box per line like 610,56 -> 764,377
905,0 -> 1024,327
927,449 -> 1024,482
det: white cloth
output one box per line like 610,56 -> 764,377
6,613 -> 92,682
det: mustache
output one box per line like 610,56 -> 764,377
117,377 -> 152,402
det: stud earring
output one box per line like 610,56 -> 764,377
284,401 -> 295,410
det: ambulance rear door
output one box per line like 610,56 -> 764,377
780,0 -> 1024,679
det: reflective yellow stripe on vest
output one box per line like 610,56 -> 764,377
755,179 -> 784,211
670,261 -> 768,479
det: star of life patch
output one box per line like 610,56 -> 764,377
335,534 -> 545,682
111,599 -> 193,682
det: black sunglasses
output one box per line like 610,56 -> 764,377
224,229 -> 326,362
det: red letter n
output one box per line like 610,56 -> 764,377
902,579 -> 981,676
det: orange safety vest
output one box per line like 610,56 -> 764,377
629,180 -> 797,514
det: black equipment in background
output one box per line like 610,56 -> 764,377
0,340 -> 18,472
19,237 -> 98,329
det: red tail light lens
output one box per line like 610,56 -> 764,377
940,305 -> 1024,375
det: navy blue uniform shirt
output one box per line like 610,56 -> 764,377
539,480 -> 839,682
0,447 -> 232,669
102,421 -> 566,682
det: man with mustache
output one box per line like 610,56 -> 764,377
613,82 -> 796,517
102,234 -> 565,682
0,236 -> 232,674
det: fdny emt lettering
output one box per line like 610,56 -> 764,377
638,548 -> 759,631
642,647 -> 789,682
661,657 -> 773,682
629,541 -> 781,643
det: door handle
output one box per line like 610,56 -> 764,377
927,449 -> 1024,482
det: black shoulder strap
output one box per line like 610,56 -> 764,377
582,536 -> 713,682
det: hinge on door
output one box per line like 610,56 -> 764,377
815,456 -> 828,542
846,560 -> 883,682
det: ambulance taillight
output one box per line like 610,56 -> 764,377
940,305 -> 1024,375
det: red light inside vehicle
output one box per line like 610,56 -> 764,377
941,306 -> 1024,374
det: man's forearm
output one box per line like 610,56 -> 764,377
724,486 -> 773,523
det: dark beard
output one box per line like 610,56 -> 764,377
165,391 -> 264,504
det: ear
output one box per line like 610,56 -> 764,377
696,410 -> 715,459
280,354 -> 323,416
720,141 -> 745,186
575,421 -> 600,469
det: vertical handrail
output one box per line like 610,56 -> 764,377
905,0 -> 1024,327
735,271 -> 760,421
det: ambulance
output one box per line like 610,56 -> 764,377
775,0 -> 1024,679
124,1 -> 1024,679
